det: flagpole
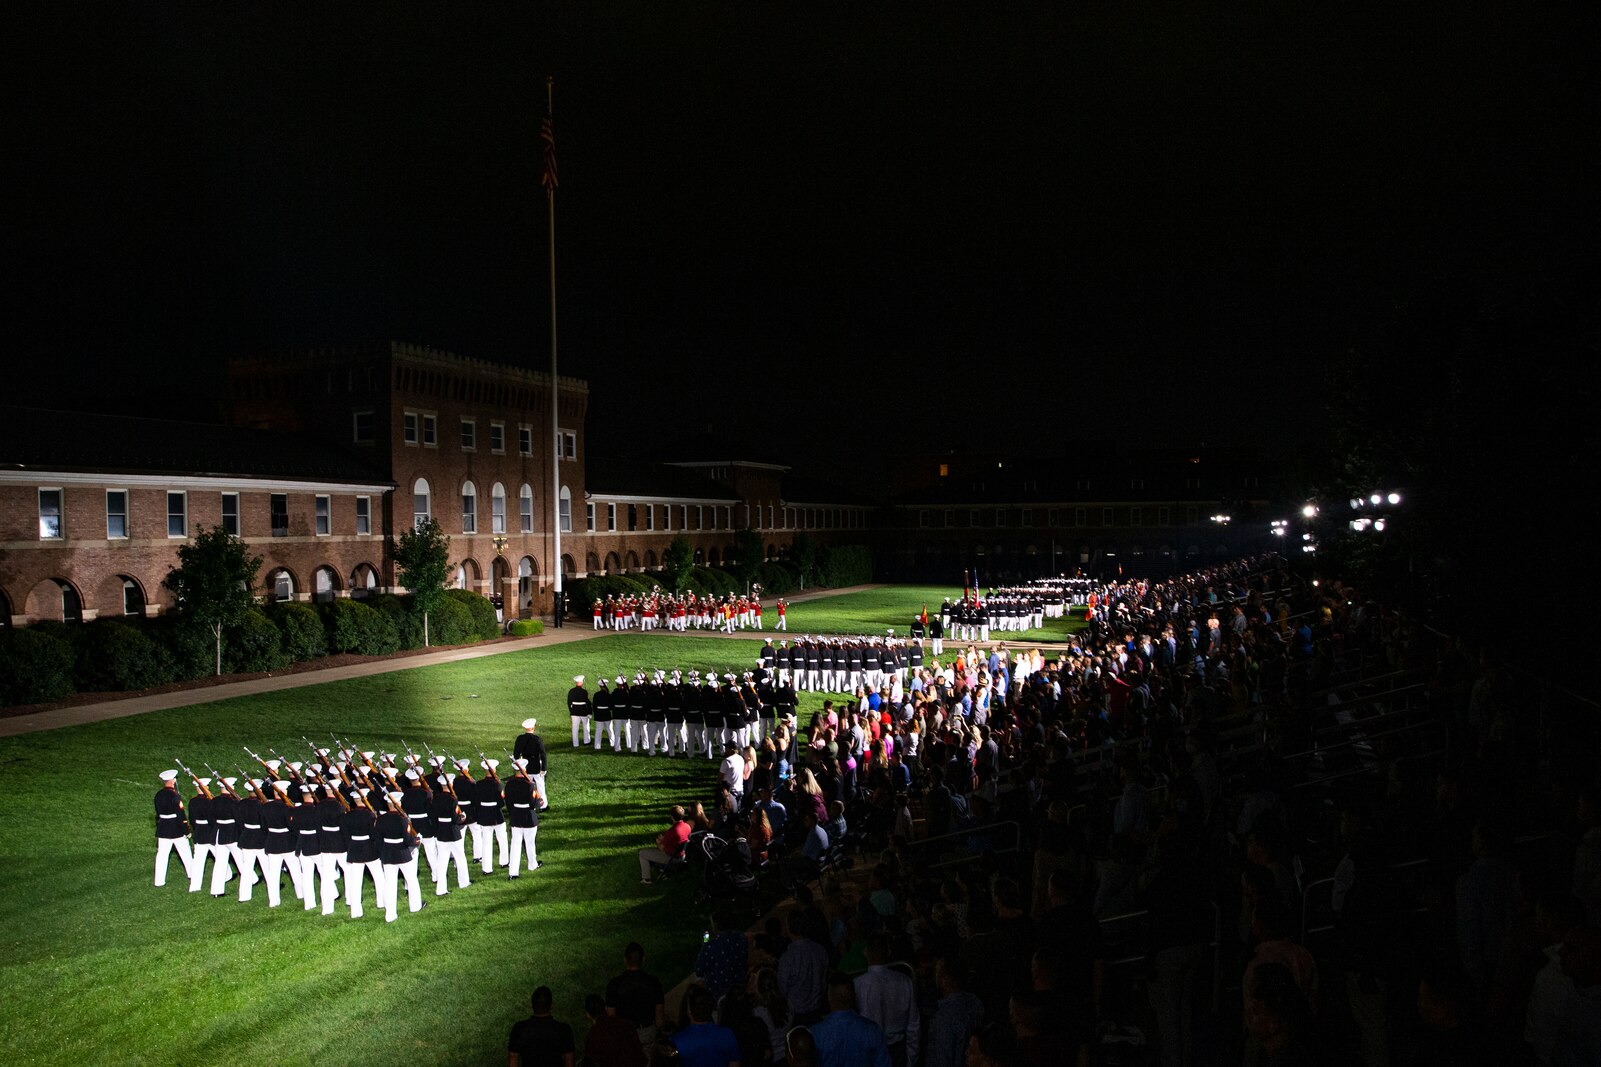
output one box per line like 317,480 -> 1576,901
544,76 -> 562,620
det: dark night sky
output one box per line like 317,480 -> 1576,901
6,4 -> 1595,479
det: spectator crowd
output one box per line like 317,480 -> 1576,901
515,555 -> 1601,1066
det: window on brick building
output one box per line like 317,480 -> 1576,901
489,422 -> 505,453
519,485 -> 534,533
586,503 -> 595,532
106,490 -> 128,539
123,578 -> 144,616
167,492 -> 188,538
271,494 -> 289,536
559,486 -> 572,533
315,495 -> 331,535
460,419 -> 476,451
491,483 -> 506,534
356,496 -> 371,535
404,411 -> 419,445
461,481 -> 477,533
412,480 -> 431,528
519,424 -> 533,456
221,493 -> 240,536
352,410 -> 375,444
607,503 -> 617,532
39,488 -> 63,539
422,414 -> 437,447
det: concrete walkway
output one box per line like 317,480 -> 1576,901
0,584 -> 888,738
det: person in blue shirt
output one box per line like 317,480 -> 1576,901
808,973 -> 890,1067
672,985 -> 742,1067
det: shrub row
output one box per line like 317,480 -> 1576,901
0,588 -> 506,707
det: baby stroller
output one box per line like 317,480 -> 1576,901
695,832 -> 761,911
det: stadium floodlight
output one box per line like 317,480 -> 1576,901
1387,492 -> 1401,505
1374,518 -> 1386,531
1302,504 -> 1317,518
1370,493 -> 1382,505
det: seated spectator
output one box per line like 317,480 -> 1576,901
824,801 -> 848,851
785,1027 -> 818,1067
508,985 -> 575,1067
1415,961 -> 1499,1067
782,811 -> 830,890
673,985 -> 742,1067
639,805 -> 692,885
584,992 -> 646,1067
1243,963 -> 1317,1066
1244,897 -> 1318,1018
809,972 -> 891,1067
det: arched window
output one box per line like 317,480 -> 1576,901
491,482 -> 506,535
461,480 -> 477,534
519,484 -> 534,533
559,485 -> 572,533
413,478 -> 431,528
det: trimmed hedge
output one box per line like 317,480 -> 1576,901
429,596 -> 476,645
756,561 -> 800,596
0,626 -> 77,706
321,598 -> 401,656
444,588 -> 500,641
74,618 -> 177,692
508,619 -> 543,637
225,609 -> 289,674
367,593 -> 424,650
564,574 -> 649,608
270,601 -> 328,662
693,566 -> 739,596
818,544 -> 873,587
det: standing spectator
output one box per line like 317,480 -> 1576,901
718,988 -> 775,1067
1572,785 -> 1601,926
809,973 -> 891,1067
672,985 -> 742,1067
1457,820 -> 1519,996
696,909 -> 750,1002
785,1028 -> 818,1067
778,911 -> 830,1026
507,986 -> 575,1067
750,967 -> 792,1064
584,993 -> 647,1067
852,933 -> 919,1067
924,958 -> 984,1067
606,941 -> 666,1052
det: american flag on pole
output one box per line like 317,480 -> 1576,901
540,116 -> 558,191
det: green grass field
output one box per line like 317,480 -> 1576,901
782,584 -> 1086,643
0,633 -> 805,1066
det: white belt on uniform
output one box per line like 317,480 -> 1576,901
215,819 -> 236,824
321,826 -> 341,833
159,813 -> 178,819
411,813 -> 429,819
268,827 -> 290,833
513,803 -> 531,808
348,835 -> 370,841
382,837 -> 403,844
478,802 -> 497,806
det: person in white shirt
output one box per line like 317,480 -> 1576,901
719,742 -> 746,808
854,932 -> 919,1067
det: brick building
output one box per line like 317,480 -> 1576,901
0,406 -> 392,625
1,343 -> 872,627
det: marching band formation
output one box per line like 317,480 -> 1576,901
591,592 -> 787,632
152,727 -> 549,923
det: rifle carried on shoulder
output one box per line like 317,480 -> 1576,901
175,757 -> 211,799
203,762 -> 237,799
